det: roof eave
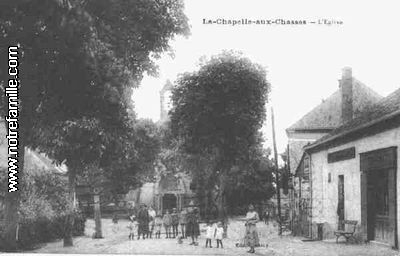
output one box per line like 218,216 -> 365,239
305,109 -> 400,153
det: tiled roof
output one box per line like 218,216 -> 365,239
306,87 -> 400,150
0,119 -> 67,174
25,148 -> 67,174
287,79 -> 382,131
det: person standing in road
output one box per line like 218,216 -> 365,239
127,215 -> 138,240
147,206 -> 156,238
205,220 -> 215,248
264,207 -> 270,225
243,204 -> 260,254
154,213 -> 163,239
215,222 -> 224,248
171,208 -> 179,238
163,209 -> 172,238
186,207 -> 200,246
179,208 -> 187,238
137,204 -> 150,240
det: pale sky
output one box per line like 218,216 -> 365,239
132,0 -> 400,154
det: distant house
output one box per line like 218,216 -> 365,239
286,67 -> 383,237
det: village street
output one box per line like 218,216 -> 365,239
32,218 -> 398,256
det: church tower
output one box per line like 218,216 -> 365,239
160,80 -> 173,122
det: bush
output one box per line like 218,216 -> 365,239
0,168 -> 87,250
73,210 -> 86,236
14,210 -> 86,249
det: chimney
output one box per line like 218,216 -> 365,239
340,67 -> 353,124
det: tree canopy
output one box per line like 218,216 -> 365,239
169,51 -> 271,218
0,0 -> 188,250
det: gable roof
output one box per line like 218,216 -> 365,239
288,139 -> 312,174
305,87 -> 400,152
0,120 -> 67,174
24,148 -> 67,174
287,79 -> 382,132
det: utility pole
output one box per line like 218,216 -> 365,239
271,107 -> 282,235
93,187 -> 103,239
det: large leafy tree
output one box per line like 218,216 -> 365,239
99,118 -> 162,202
170,51 -> 270,218
0,0 -> 188,250
225,142 -> 275,214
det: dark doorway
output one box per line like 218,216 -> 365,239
298,176 -> 311,238
162,194 -> 177,213
361,147 -> 397,248
367,167 -> 390,242
338,175 -> 345,230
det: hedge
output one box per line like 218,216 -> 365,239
0,210 -> 86,251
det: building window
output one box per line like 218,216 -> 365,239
304,156 -> 310,170
303,156 -> 310,181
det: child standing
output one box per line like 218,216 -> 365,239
215,222 -> 224,248
163,210 -> 172,238
154,213 -> 163,239
112,213 -> 119,234
205,221 -> 215,248
171,208 -> 179,238
127,215 -> 138,240
186,208 -> 200,246
179,208 -> 187,238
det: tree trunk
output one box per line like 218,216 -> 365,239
3,144 -> 25,251
93,193 -> 103,238
216,173 -> 226,220
63,169 -> 76,247
136,186 -> 141,208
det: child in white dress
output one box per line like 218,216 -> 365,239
127,215 -> 138,240
205,221 -> 215,248
215,222 -> 224,248
154,214 -> 163,239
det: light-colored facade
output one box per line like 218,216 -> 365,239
309,128 -> 400,244
304,86 -> 400,247
287,67 -> 382,237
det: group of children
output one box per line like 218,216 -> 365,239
204,221 -> 224,248
127,208 -> 184,240
127,208 -> 225,249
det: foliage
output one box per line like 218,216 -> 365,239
11,210 -> 86,250
0,0 -> 188,248
97,118 -> 162,203
0,167 -> 86,250
170,51 -> 269,161
169,51 -> 271,218
0,0 -> 189,179
225,144 -> 275,212
157,121 -> 190,175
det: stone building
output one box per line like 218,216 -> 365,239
302,86 -> 400,247
286,67 -> 383,237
